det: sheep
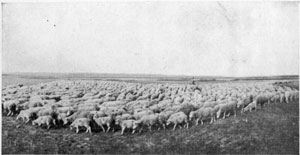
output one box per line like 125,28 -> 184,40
70,118 -> 92,134
136,94 -> 151,101
26,100 -> 44,109
16,107 -> 42,123
157,111 -> 174,130
255,95 -> 269,108
57,113 -> 69,123
17,97 -> 29,104
215,101 -> 237,120
75,105 -> 99,112
115,113 -> 134,122
175,103 -> 196,117
134,113 -> 159,133
166,112 -> 189,130
150,93 -> 160,100
116,119 -> 137,135
225,100 -> 238,117
285,91 -> 291,103
63,111 -> 93,125
56,106 -> 74,114
165,105 -> 181,112
237,97 -> 252,113
110,107 -> 127,115
101,101 -> 127,107
133,110 -> 154,120
157,94 -> 165,101
202,101 -> 218,108
243,101 -> 257,112
2,100 -> 18,116
189,107 -> 215,125
32,115 -> 56,129
37,107 -> 55,117
93,115 -> 114,132
270,94 -> 280,104
280,93 -> 285,103
90,110 -> 106,118
149,104 -> 161,113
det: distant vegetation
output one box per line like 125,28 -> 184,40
2,72 -> 299,84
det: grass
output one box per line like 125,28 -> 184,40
2,100 -> 299,154
1,75 -> 299,154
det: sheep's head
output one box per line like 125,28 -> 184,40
115,118 -> 121,125
69,122 -> 75,130
133,120 -> 140,129
115,116 -> 122,124
63,117 -> 70,125
237,101 -> 242,108
166,119 -> 172,126
15,104 -> 24,112
32,120 -> 37,126
189,112 -> 195,121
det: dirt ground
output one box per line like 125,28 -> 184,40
1,76 -> 299,154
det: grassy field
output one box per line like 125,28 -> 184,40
1,74 -> 299,154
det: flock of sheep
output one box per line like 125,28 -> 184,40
2,80 -> 299,135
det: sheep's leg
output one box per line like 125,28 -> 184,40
139,127 -> 143,134
201,120 -> 203,125
52,120 -> 56,126
7,110 -> 13,116
86,126 -> 92,134
100,124 -> 105,132
226,113 -> 230,117
163,124 -> 166,130
186,122 -> 189,129
173,123 -> 177,131
132,129 -> 135,134
10,110 -> 14,116
23,117 -> 27,123
210,117 -> 213,124
121,127 -> 125,135
76,126 -> 79,133
196,118 -> 199,126
148,125 -> 152,132
234,110 -> 236,117
223,112 -> 226,119
106,124 -> 111,133
25,118 -> 30,124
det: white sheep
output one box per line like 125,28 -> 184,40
166,112 -> 189,130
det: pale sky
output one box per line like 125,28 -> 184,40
2,2 -> 299,76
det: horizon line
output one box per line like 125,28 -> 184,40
2,71 -> 299,78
